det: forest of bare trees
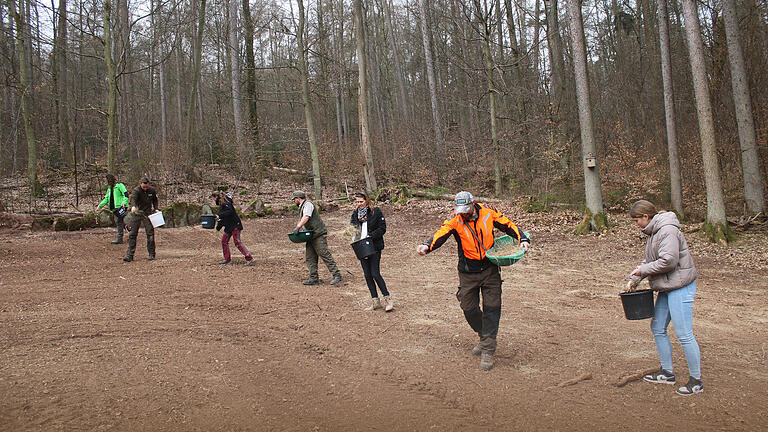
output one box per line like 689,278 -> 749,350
1,0 -> 766,235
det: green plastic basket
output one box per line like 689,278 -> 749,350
288,230 -> 314,243
486,232 -> 529,266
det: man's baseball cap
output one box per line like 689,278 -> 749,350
454,191 -> 474,214
292,190 -> 306,199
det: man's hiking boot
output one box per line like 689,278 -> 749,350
479,352 -> 494,371
218,260 -> 231,265
471,343 -> 482,356
244,259 -> 255,266
643,369 -> 676,384
675,377 -> 703,396
123,256 -> 133,262
330,275 -> 343,285
303,278 -> 319,286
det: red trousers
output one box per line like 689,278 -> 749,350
222,228 -> 252,261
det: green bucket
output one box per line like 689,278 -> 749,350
288,230 -> 314,243
486,232 -> 529,266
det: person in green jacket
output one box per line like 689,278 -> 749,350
95,173 -> 129,244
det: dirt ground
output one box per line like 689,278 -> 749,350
1,201 -> 766,431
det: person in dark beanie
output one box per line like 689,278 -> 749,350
417,191 -> 530,371
96,173 -> 129,244
214,192 -> 254,266
124,177 -> 159,262
291,190 -> 342,285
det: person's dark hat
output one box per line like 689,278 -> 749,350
292,190 -> 306,199
140,177 -> 150,184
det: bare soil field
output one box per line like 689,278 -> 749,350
1,201 -> 766,431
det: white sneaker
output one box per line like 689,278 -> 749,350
384,295 -> 394,312
365,298 -> 381,311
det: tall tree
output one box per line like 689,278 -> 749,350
418,0 -> 444,153
567,0 -> 604,225
228,0 -> 246,156
185,0 -> 208,153
241,0 -> 259,143
354,0 -> 377,192
657,0 -> 683,217
722,0 -> 765,215
472,0 -> 502,196
544,0 -> 566,104
103,0 -> 118,173
681,0 -> 728,239
10,0 -> 37,196
54,0 -> 72,166
296,0 -> 323,199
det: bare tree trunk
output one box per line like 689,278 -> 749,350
680,0 -> 728,234
657,0 -> 683,217
354,0 -> 377,192
118,0 -> 134,158
10,0 -> 37,197
175,48 -> 183,139
384,0 -> 409,123
722,0 -> 765,214
567,0 -> 604,222
473,0 -> 502,196
241,0 -> 259,143
103,0 -> 117,173
419,0 -> 444,153
533,0 -> 541,88
297,0 -> 323,199
228,0 -> 246,157
55,0 -> 72,166
185,0 -> 208,153
545,0 -> 566,104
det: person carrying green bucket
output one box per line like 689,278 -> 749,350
291,190 -> 342,286
416,191 -> 530,371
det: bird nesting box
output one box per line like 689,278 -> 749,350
585,155 -> 596,168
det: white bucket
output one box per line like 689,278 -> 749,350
148,211 -> 165,228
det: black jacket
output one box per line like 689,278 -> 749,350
350,206 -> 386,251
216,201 -> 244,234
131,186 -> 158,214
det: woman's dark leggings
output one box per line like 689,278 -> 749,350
360,251 -> 388,298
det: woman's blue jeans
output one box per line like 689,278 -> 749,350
650,281 -> 701,379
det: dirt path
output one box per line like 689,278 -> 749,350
1,203 -> 766,431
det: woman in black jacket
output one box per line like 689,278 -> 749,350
214,192 -> 254,266
350,191 -> 393,311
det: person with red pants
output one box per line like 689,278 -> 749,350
214,192 -> 254,266
417,191 -> 530,371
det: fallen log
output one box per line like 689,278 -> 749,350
614,367 -> 658,387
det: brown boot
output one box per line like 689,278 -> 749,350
479,352 -> 494,371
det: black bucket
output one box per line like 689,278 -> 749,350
351,238 -> 377,260
201,214 -> 216,229
619,289 -> 655,320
